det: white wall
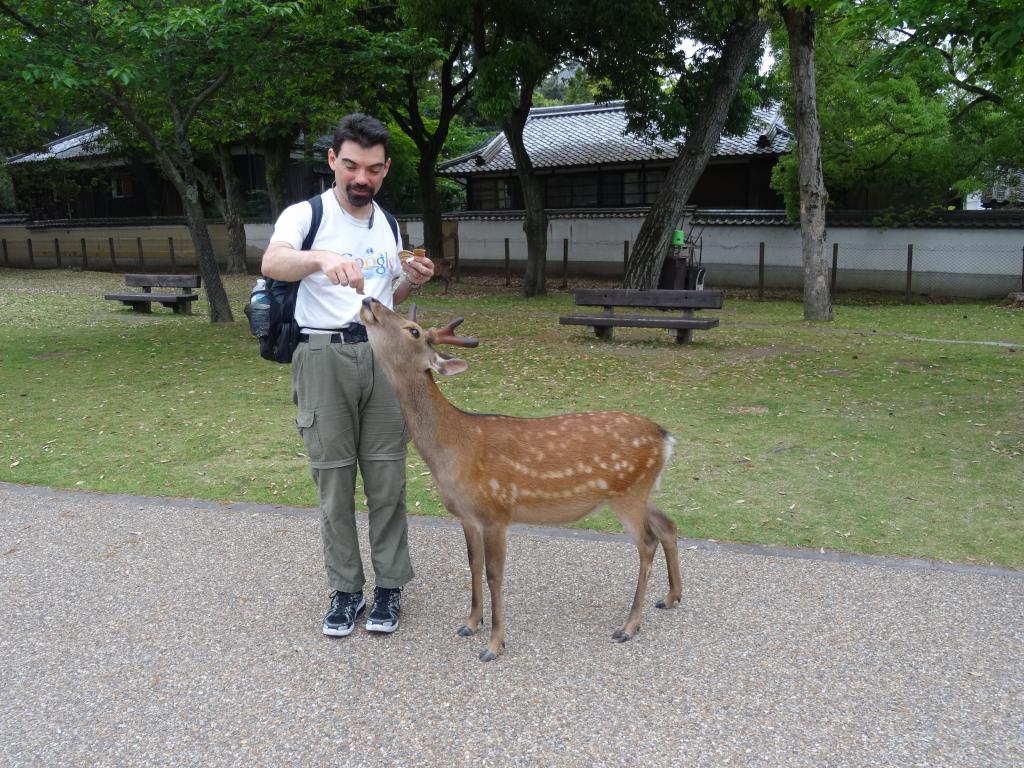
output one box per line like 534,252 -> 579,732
379,214 -> 1024,298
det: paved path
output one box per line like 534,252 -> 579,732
1,483 -> 1021,767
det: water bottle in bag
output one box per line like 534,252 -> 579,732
246,278 -> 271,338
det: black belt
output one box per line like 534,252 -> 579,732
298,325 -> 368,344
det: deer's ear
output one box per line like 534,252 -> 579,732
430,352 -> 468,376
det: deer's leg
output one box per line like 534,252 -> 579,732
612,501 -> 658,642
479,523 -> 509,662
648,505 -> 682,609
458,521 -> 485,637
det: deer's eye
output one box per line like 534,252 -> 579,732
409,328 -> 420,339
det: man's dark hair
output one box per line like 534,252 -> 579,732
332,113 -> 391,159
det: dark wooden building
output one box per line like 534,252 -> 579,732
436,101 -> 789,212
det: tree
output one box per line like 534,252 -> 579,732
594,2 -> 770,289
770,1 -> 1024,217
0,0 -> 301,323
470,0 -> 581,297
0,15 -> 73,213
779,2 -> 830,321
852,0 -> 1024,196
360,1 -> 476,262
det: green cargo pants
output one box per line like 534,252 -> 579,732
292,334 -> 414,594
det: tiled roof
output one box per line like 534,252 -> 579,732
981,172 -> 1023,207
437,101 -> 790,176
691,209 -> 790,226
438,206 -> 660,222
9,126 -> 314,166
7,127 -> 111,164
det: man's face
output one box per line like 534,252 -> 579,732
327,140 -> 391,210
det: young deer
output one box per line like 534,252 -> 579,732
360,297 -> 682,661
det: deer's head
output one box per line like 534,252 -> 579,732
360,297 -> 477,377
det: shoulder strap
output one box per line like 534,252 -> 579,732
381,207 -> 400,247
301,194 -> 324,252
301,193 -> 397,250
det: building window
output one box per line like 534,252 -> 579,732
601,172 -> 623,206
469,177 -> 517,210
469,168 -> 670,210
544,173 -> 600,208
623,171 -> 643,205
623,168 -> 665,205
572,173 -> 599,207
546,175 -> 572,208
111,173 -> 134,199
644,169 -> 666,203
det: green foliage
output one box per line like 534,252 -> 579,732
533,67 -> 602,107
770,1 -> 1024,219
563,68 -> 602,105
583,1 -> 773,143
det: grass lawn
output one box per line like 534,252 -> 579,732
1,267 -> 1021,567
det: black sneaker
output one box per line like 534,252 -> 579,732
365,586 -> 401,634
322,591 -> 365,637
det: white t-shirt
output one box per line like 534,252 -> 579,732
269,190 -> 404,330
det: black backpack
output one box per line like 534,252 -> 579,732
252,194 -> 399,363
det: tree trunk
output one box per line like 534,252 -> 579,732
503,112 -> 547,297
624,13 -> 770,289
388,48 -> 474,266
166,112 -> 233,323
216,144 -> 248,274
178,179 -> 231,322
263,133 -> 294,220
782,4 -> 831,321
148,147 -> 234,322
417,156 -> 444,256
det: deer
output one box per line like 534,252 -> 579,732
359,297 -> 683,661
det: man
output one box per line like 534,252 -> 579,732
261,113 -> 433,638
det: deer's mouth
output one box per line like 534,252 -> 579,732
360,296 -> 380,325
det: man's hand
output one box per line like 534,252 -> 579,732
320,253 -> 365,294
401,249 -> 434,286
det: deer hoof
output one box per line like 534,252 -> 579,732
457,624 -> 476,637
612,629 -> 632,643
655,597 -> 680,609
479,649 -> 498,662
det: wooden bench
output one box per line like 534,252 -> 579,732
559,288 -> 723,344
104,274 -> 201,315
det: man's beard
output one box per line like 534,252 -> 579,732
346,184 -> 375,207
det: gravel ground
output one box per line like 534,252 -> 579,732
1,482 -> 1021,767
